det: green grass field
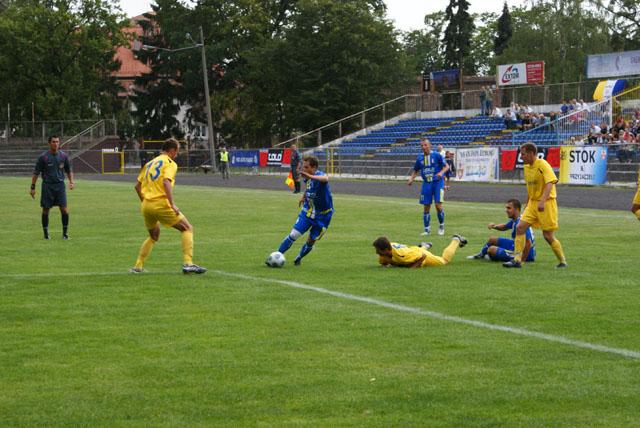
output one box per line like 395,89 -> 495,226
1,176 -> 639,426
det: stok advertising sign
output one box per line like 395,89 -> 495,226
497,61 -> 545,87
559,147 -> 608,185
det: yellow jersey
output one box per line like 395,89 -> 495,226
137,154 -> 178,201
524,158 -> 557,201
378,243 -> 426,267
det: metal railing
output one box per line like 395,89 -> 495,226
274,80 -> 639,151
60,119 -> 118,153
0,119 -> 108,145
511,85 -> 640,145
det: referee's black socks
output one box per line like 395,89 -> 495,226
62,213 -> 69,238
42,213 -> 49,239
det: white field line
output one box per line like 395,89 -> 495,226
1,268 -> 639,359
211,269 -> 640,360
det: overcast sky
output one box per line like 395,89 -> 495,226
119,0 -> 523,32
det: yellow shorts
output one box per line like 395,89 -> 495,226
521,198 -> 558,231
141,199 -> 185,230
633,187 -> 640,205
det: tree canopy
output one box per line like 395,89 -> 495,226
0,0 -> 126,121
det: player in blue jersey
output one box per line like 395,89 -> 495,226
30,136 -> 74,240
272,156 -> 334,266
407,138 -> 449,236
467,199 -> 536,263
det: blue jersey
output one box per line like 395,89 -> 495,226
302,171 -> 333,218
34,150 -> 71,184
505,217 -> 535,246
413,152 -> 446,182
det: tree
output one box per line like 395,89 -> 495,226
589,0 -> 640,50
493,0 -> 611,84
0,0 -> 126,121
442,0 -> 475,74
134,0 -> 409,147
401,12 -> 446,75
470,12 -> 498,76
494,2 -> 512,56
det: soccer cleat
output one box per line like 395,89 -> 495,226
421,227 -> 431,236
44,235 -> 50,240
419,242 -> 433,250
438,224 -> 445,235
129,267 -> 146,274
294,257 -> 301,266
62,234 -> 69,240
556,262 -> 568,269
182,264 -> 207,274
452,234 -> 467,248
503,260 -> 522,268
466,253 -> 484,260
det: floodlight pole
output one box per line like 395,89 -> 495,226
199,26 -> 217,172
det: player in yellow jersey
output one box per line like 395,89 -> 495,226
631,169 -> 640,221
504,142 -> 567,268
130,138 -> 207,274
373,235 -> 467,268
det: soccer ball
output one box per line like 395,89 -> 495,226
266,251 -> 286,268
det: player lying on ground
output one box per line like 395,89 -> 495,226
467,198 -> 535,263
373,235 -> 467,268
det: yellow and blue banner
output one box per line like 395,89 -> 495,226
593,80 -> 626,101
559,146 -> 608,185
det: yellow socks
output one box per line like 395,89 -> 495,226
513,233 -> 526,263
550,239 -> 566,263
135,237 -> 156,269
182,230 -> 194,265
441,239 -> 460,264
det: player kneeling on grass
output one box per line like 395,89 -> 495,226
131,138 -> 207,275
373,235 -> 466,268
271,156 -> 334,266
467,198 -> 535,263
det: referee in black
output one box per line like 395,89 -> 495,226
30,135 -> 74,240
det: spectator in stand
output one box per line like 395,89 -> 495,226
520,113 -> 533,131
612,116 -> 627,135
598,121 -> 610,144
492,106 -> 503,118
579,99 -> 589,110
485,86 -> 494,115
560,100 -> 569,115
569,99 -> 578,111
479,86 -> 487,115
587,123 -> 601,145
437,144 -> 446,158
504,109 -> 517,129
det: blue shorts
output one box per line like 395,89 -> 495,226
40,182 -> 67,209
420,179 -> 445,205
489,237 -> 535,262
293,211 -> 332,241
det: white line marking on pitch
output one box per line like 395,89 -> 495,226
2,269 -> 639,359
213,269 -> 640,360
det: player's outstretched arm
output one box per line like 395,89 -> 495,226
29,174 -> 38,199
407,170 -> 418,185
